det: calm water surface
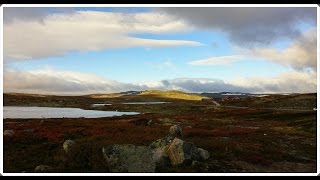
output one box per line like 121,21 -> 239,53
3,106 -> 139,119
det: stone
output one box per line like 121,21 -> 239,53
197,148 -> 210,160
102,144 -> 156,172
63,139 -> 76,153
169,125 -> 183,138
34,165 -> 53,172
149,136 -> 174,169
152,148 -> 171,169
166,138 -> 201,166
4,130 -> 14,137
149,136 -> 173,150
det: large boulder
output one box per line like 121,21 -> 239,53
63,139 -> 76,153
149,136 -> 173,169
169,125 -> 183,138
151,148 -> 171,169
4,130 -> 14,137
34,165 -> 53,172
197,148 -> 210,160
102,144 -> 156,172
166,138 -> 201,166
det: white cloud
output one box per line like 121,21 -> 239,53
241,28 -> 317,71
226,71 -> 317,94
4,68 -> 316,95
189,55 -> 244,66
3,68 -> 146,95
4,10 -> 201,61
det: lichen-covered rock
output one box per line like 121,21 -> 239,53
34,165 -> 53,172
169,125 -> 183,138
4,130 -> 14,137
149,136 -> 173,169
149,136 -> 173,150
63,139 -> 76,153
166,138 -> 201,166
197,148 -> 210,160
102,144 -> 156,172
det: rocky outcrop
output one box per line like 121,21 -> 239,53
149,135 -> 173,150
102,144 -> 156,172
34,165 -> 53,172
148,132 -> 175,169
166,138 -> 202,166
151,148 -> 171,169
63,139 -> 76,153
169,125 -> 183,138
4,130 -> 14,137
102,125 -> 210,172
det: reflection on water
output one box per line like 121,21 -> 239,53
3,106 -> 139,119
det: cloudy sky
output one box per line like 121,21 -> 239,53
2,6 -> 318,95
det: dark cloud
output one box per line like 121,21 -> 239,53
159,7 -> 316,46
3,7 -> 75,24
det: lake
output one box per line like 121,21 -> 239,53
3,106 -> 139,119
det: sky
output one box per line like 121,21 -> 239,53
2,6 -> 318,95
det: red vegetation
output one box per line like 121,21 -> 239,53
184,127 -> 258,138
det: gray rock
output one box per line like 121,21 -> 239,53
63,139 -> 76,153
34,165 -> 53,172
152,148 -> 171,169
102,144 -> 156,172
167,138 -> 201,166
149,136 -> 174,169
197,148 -> 210,160
4,130 -> 14,137
169,125 -> 183,138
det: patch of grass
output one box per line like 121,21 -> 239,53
139,90 -> 204,101
271,126 -> 312,137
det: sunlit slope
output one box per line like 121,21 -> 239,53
139,90 -> 204,101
